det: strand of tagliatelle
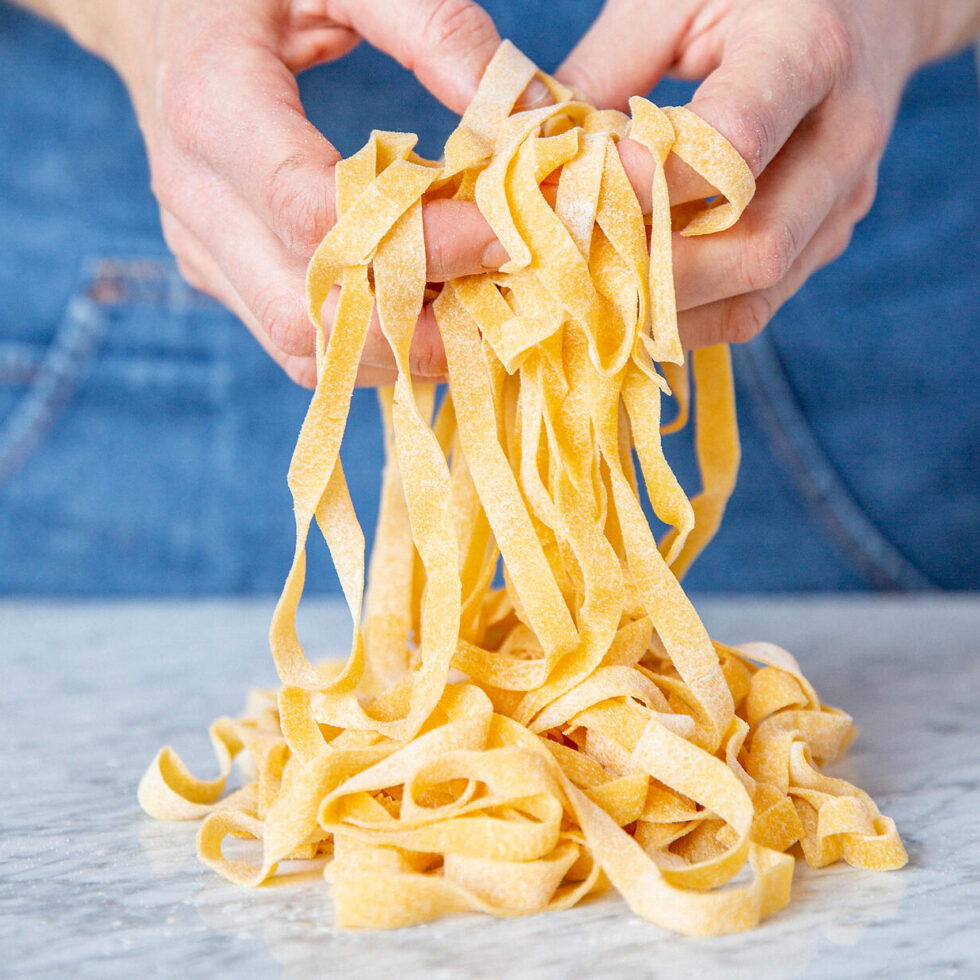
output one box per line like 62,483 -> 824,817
139,41 -> 906,935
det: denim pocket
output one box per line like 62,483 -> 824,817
0,253 -> 240,593
0,266 -> 106,487
0,256 -> 230,485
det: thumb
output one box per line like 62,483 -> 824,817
330,0 -> 501,113
681,7 -> 846,178
554,0 -> 689,110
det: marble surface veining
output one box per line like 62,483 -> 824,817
1,596 -> 978,979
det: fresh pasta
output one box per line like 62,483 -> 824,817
139,41 -> 906,935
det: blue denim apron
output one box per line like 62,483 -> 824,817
0,1 -> 977,593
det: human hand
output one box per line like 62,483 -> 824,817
558,0 -> 980,349
45,0 -> 508,387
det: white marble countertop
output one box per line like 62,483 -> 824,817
1,596 -> 978,979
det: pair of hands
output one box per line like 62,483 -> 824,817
40,0 -> 980,387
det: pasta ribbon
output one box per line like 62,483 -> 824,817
141,40 -> 905,935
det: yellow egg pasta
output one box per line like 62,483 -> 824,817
140,41 -> 906,936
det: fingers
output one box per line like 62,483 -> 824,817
156,35 -> 342,257
684,4 -> 853,177
422,199 -> 507,280
555,0 -> 842,194
670,101 -> 863,313
159,158 -> 316,355
157,0 -> 863,388
617,137 -> 717,211
162,207 -> 319,388
555,0 -> 688,112
321,289 -> 448,380
677,193 -> 858,350
146,7 -> 342,377
160,145 -> 508,367
566,1 -> 855,206
329,0 -> 502,113
277,15 -> 360,73
616,9 -> 847,213
145,1 -> 512,389
165,201 -> 446,389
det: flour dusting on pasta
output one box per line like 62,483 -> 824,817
140,42 -> 905,935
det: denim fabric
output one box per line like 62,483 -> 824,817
0,1 -> 977,594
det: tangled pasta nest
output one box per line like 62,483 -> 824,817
140,42 -> 905,935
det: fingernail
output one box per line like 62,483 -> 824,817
481,240 -> 508,271
516,78 -> 553,111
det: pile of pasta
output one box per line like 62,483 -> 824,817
140,42 -> 905,935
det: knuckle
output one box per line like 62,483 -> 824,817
720,104 -> 778,176
158,208 -> 184,252
150,161 -> 183,216
427,250 -> 450,283
857,100 -> 889,160
851,172 -> 878,220
425,225 -> 450,282
828,225 -> 854,264
266,158 -> 332,253
745,217 -> 799,291
420,0 -> 493,51
413,332 -> 447,378
284,356 -> 317,389
173,253 -> 206,293
160,69 -> 212,155
809,3 -> 854,85
160,213 -> 211,295
724,292 -> 771,346
256,289 -> 309,355
726,102 -> 776,176
559,61 -> 605,107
